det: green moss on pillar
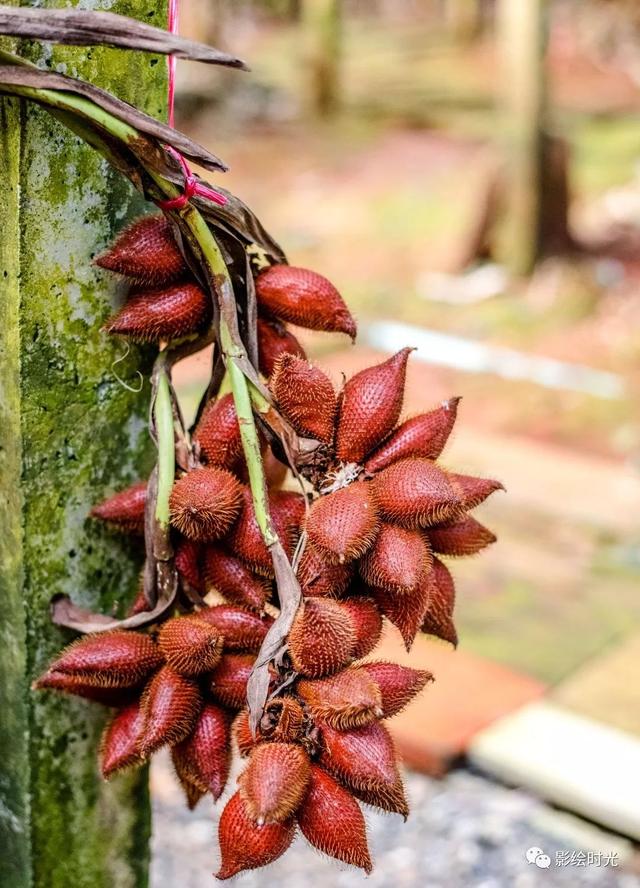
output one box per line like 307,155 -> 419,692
0,1 -> 168,885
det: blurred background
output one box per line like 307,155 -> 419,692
154,1 -> 640,885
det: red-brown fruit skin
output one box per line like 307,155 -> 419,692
319,721 -> 408,817
341,597 -> 383,659
361,662 -> 433,718
297,765 -> 372,874
171,703 -> 231,801
174,539 -> 205,593
203,544 -> 272,611
449,473 -> 505,510
33,671 -> 137,706
364,397 -> 461,473
95,214 -> 187,286
90,480 -> 147,534
259,697 -> 306,744
157,616 -> 224,676
226,488 -> 302,575
216,791 -> 295,879
371,457 -> 462,527
297,542 -> 354,598
288,597 -> 357,678
428,516 -> 497,556
257,316 -> 306,378
256,265 -> 356,339
197,605 -> 272,652
207,653 -> 255,709
306,483 -> 380,565
372,580 -> 431,651
359,523 -> 432,594
298,667 -> 383,730
239,742 -> 311,823
421,556 -> 458,646
169,467 -> 243,542
138,666 -> 203,757
42,630 -> 163,688
233,710 -> 255,756
270,354 -> 337,443
335,348 -> 412,464
104,281 -> 210,343
100,701 -> 145,778
192,394 -> 243,470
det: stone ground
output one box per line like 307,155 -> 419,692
150,752 -> 638,888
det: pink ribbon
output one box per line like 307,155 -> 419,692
157,0 -> 227,211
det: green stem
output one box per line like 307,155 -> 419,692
154,359 -> 175,530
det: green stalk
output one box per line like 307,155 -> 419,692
8,75 -> 277,547
154,359 -> 175,530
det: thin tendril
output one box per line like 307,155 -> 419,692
111,341 -> 144,393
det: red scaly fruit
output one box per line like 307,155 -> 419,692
257,317 -> 306,378
270,489 -> 306,544
225,488 -> 302,576
39,631 -> 162,688
297,765 -> 372,874
428,516 -> 496,556
138,666 -> 203,757
196,605 -> 272,652
128,578 -> 151,617
33,671 -> 136,706
288,597 -> 357,678
239,742 -> 311,824
259,697 -> 306,744
372,581 -> 431,651
263,446 -> 288,490
335,349 -> 412,464
296,542 -> 354,598
157,616 -> 224,677
270,354 -> 337,443
174,539 -> 205,593
341,596 -> 383,659
361,662 -> 433,718
359,523 -> 432,594
371,457 -> 462,527
95,214 -> 187,286
256,265 -> 356,340
421,556 -> 457,646
169,467 -> 243,542
298,667 -> 383,730
364,397 -> 461,473
171,703 -> 231,801
173,773 -> 206,811
216,791 -> 295,879
233,709 -> 255,756
99,701 -> 145,778
202,545 -> 271,612
192,394 -> 242,470
449,473 -> 504,510
207,653 -> 255,710
319,721 -> 408,817
90,480 -> 147,534
306,483 -> 379,565
104,282 -> 210,343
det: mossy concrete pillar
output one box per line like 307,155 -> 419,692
0,2 -> 167,885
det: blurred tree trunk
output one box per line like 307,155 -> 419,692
445,0 -> 481,43
301,0 -> 341,116
496,0 -> 553,275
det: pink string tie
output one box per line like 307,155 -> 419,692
157,0 -> 227,212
